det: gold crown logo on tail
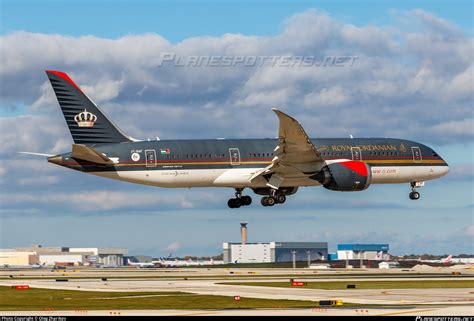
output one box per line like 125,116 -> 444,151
74,109 -> 97,127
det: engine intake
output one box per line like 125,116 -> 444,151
316,161 -> 372,192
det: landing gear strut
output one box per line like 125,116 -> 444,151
261,190 -> 286,207
409,181 -> 424,200
228,188 -> 252,209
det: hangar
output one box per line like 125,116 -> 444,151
223,241 -> 328,264
223,223 -> 328,264
0,250 -> 38,266
336,244 -> 389,261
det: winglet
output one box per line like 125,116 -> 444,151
272,108 -> 300,124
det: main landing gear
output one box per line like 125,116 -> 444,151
409,181 -> 424,200
228,188 -> 252,209
261,191 -> 286,207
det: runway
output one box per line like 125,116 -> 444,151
1,266 -> 473,316
1,306 -> 472,316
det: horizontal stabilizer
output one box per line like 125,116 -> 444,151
71,144 -> 113,165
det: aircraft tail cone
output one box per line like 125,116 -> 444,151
47,155 -> 62,165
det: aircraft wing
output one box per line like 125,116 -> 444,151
250,109 -> 324,189
71,144 -> 114,165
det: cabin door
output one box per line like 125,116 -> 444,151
145,150 -> 157,167
411,146 -> 422,163
229,148 -> 241,166
351,147 -> 362,161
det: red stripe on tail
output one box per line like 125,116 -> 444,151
45,70 -> 83,93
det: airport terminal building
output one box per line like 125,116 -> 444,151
223,242 -> 328,264
0,245 -> 128,267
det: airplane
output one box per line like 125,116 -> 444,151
126,259 -> 156,268
153,258 -> 220,267
417,255 -> 453,264
1,263 -> 44,269
23,70 -> 449,208
374,251 -> 384,260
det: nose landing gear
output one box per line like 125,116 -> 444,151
409,181 -> 424,200
228,188 -> 252,208
409,191 -> 420,200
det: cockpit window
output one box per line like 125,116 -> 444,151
432,151 -> 439,157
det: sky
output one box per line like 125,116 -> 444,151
0,0 -> 473,257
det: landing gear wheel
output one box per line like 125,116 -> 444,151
241,196 -> 252,206
261,196 -> 275,206
409,191 -> 420,200
228,198 -> 242,208
228,188 -> 251,208
233,198 -> 241,208
275,194 -> 286,204
266,196 -> 276,206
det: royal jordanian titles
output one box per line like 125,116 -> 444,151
24,71 -> 449,208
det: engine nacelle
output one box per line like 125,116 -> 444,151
316,161 -> 372,192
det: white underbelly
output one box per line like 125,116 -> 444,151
90,168 -> 320,188
90,168 -> 264,188
371,166 -> 449,183
89,165 -> 448,188
91,169 -> 225,187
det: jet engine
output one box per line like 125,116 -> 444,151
314,161 -> 372,191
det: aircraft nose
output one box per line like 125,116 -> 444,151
47,155 -> 62,165
441,164 -> 450,177
433,162 -> 450,178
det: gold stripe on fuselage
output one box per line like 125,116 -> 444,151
68,159 -> 446,167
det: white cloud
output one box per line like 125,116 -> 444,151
0,9 -> 471,145
0,164 -> 5,178
427,119 -> 474,139
0,190 -> 220,211
303,86 -> 350,108
17,175 -> 60,186
164,242 -> 181,252
465,225 -> 474,237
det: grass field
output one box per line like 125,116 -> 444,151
0,286 -> 319,311
220,280 -> 474,290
